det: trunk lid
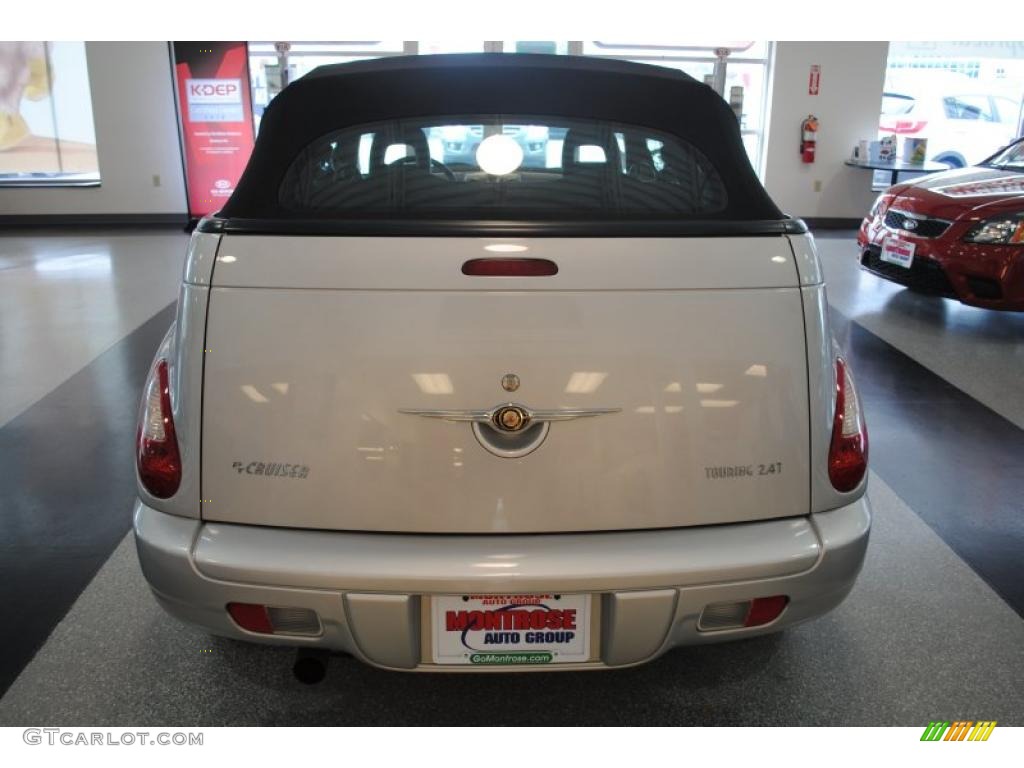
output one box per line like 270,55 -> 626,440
201,235 -> 810,533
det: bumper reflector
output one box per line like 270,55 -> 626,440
227,602 -> 273,634
744,595 -> 789,627
266,606 -> 322,635
698,601 -> 750,630
227,603 -> 321,636
698,595 -> 789,631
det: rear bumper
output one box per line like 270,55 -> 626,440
134,497 -> 871,671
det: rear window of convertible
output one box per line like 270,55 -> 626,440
278,116 -> 728,218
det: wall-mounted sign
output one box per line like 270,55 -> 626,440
172,42 -> 255,219
809,64 -> 821,96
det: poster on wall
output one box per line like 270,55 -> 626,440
0,41 -> 100,185
172,42 -> 255,219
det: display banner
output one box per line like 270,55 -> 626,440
172,42 -> 255,219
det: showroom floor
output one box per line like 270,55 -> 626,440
0,228 -> 1021,725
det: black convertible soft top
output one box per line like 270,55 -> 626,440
215,53 -> 795,234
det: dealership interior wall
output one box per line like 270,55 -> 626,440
0,41 -> 1022,726
0,41 -> 892,223
0,43 -> 186,221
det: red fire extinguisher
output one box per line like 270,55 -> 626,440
800,115 -> 819,163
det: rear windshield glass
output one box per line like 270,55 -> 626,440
278,115 -> 728,218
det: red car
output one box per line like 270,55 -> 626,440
857,138 -> 1024,311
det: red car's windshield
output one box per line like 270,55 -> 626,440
984,140 -> 1024,171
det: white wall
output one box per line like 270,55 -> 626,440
762,41 -> 889,220
0,42 -> 187,217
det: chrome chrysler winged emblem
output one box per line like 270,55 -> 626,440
398,403 -> 620,434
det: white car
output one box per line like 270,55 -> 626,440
133,54 -> 871,676
880,71 -> 1023,169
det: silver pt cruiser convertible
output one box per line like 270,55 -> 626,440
134,53 -> 870,672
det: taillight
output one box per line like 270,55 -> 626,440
894,119 -> 927,134
879,119 -> 927,134
136,359 -> 181,498
828,358 -> 868,492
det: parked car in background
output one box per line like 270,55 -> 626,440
134,54 -> 871,675
879,71 -> 1023,169
858,137 -> 1024,311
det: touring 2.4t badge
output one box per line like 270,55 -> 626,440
432,594 -> 591,665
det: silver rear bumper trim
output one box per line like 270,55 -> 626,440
134,497 -> 870,670
190,515 -> 822,593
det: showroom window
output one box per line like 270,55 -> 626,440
0,41 -> 100,186
248,42 -> 772,177
248,42 -> 408,132
581,42 -> 772,176
875,41 -> 1024,185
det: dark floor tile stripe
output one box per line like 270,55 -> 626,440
832,308 -> 1024,619
0,304 -> 175,696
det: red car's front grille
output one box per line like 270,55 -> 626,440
883,209 -> 950,238
861,247 -> 957,298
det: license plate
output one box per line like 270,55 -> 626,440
431,593 -> 591,666
880,238 -> 915,269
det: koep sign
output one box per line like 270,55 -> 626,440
173,42 -> 254,218
185,78 -> 244,122
186,78 -> 242,104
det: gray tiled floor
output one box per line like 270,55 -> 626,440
1,471 -> 1020,726
0,230 -> 186,427
816,234 -> 1024,429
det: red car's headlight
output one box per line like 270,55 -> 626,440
869,193 -> 893,219
964,213 -> 1024,245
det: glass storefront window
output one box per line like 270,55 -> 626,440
248,42 -> 406,132
876,41 -> 1024,183
246,41 -> 772,177
418,42 -> 486,55
580,41 -> 771,175
725,61 -> 769,171
504,42 -> 569,55
0,41 -> 99,186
